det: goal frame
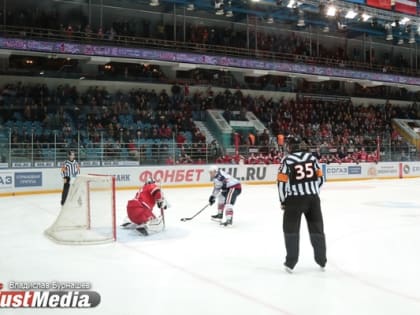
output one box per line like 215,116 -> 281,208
45,174 -> 117,245
86,173 -> 117,242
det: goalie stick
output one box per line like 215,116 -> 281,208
180,204 -> 210,222
157,180 -> 166,230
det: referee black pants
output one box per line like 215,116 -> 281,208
283,195 -> 327,269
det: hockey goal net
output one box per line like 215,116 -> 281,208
45,174 -> 116,245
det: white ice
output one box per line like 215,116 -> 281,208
1,178 -> 420,315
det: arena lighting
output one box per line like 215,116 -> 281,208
326,6 -> 337,17
400,17 -> 410,25
186,3 -> 194,11
287,0 -> 296,9
361,13 -> 371,22
149,0 -> 159,6
345,10 -> 357,19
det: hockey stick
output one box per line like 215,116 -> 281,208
160,206 -> 166,230
180,204 -> 210,222
157,180 -> 166,230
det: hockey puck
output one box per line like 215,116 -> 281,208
180,218 -> 186,222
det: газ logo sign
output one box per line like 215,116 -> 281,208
326,166 -> 347,175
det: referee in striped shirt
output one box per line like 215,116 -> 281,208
277,137 -> 326,273
60,150 -> 80,206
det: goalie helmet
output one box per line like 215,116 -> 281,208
145,177 -> 155,185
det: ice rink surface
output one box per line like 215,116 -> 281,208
1,178 -> 420,315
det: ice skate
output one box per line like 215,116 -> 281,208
220,208 -> 233,226
220,213 -> 233,227
120,217 -> 135,229
136,225 -> 149,236
211,212 -> 223,221
220,217 -> 232,226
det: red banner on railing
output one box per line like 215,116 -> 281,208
394,0 -> 416,15
367,0 -> 391,9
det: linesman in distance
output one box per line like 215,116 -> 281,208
60,150 -> 80,206
277,137 -> 327,273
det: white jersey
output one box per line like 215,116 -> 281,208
211,169 -> 241,197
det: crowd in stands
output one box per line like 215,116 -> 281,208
0,82 -> 210,164
0,81 -> 418,164
196,87 -> 416,163
0,4 -> 418,165
2,5 -> 419,101
1,5 -> 417,78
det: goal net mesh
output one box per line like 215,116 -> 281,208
45,174 -> 116,244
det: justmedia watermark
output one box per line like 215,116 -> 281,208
0,281 -> 100,308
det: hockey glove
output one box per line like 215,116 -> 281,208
157,199 -> 167,210
281,203 -> 286,211
209,195 -> 216,206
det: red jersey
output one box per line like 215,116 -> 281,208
359,151 -> 368,162
135,183 -> 163,210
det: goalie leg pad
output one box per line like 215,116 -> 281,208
146,216 -> 164,234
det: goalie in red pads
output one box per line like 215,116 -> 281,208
121,177 -> 167,236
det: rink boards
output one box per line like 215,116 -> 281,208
1,162 -> 420,196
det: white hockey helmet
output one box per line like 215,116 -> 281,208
208,165 -> 218,173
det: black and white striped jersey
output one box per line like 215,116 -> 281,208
61,159 -> 80,179
277,152 -> 324,203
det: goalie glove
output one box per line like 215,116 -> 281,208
209,195 -> 215,206
157,199 -> 167,210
